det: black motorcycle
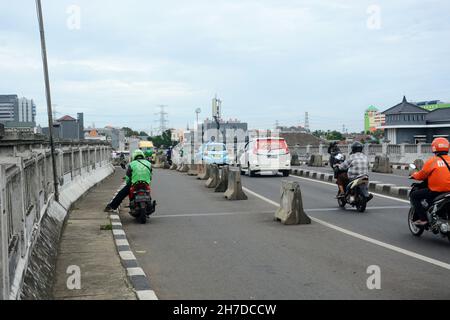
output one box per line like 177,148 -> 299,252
337,174 -> 371,212
408,165 -> 450,242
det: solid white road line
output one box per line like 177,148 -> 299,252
242,186 -> 450,271
289,175 -> 410,204
151,211 -> 274,219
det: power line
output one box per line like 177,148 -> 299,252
154,105 -> 168,135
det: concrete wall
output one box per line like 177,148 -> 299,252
0,138 -> 113,300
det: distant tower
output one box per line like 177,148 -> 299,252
155,105 -> 168,135
275,120 -> 279,129
304,112 -> 310,132
212,95 -> 222,119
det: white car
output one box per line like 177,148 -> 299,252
239,137 -> 291,177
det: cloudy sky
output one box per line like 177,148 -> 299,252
1,0 -> 449,133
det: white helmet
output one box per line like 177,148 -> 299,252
335,153 -> 344,161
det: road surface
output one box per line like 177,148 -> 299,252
120,168 -> 450,300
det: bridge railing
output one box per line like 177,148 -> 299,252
290,143 -> 433,164
0,142 -> 111,299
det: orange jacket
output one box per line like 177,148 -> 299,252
412,155 -> 450,192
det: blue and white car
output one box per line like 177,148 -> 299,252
196,142 -> 229,165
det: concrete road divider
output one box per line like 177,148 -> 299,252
215,165 -> 229,192
368,181 -> 382,192
390,186 -> 410,199
275,180 -> 311,225
374,183 -> 395,195
179,163 -> 189,172
170,163 -> 177,170
163,161 -> 171,169
224,167 -> 248,200
197,164 -> 209,180
187,164 -> 199,176
205,164 -> 220,188
372,155 -> 393,173
308,154 -> 323,167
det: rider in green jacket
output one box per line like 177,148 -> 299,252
105,149 -> 152,212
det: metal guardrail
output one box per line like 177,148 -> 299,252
0,143 -> 111,299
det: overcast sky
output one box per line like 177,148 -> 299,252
1,0 -> 449,133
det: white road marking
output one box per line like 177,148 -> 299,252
110,214 -> 120,220
112,229 -> 125,236
136,290 -> 158,300
289,175 -> 410,204
115,239 -> 129,246
127,267 -> 146,277
242,186 -> 450,271
112,222 -> 122,226
119,251 -> 136,261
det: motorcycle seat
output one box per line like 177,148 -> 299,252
432,192 -> 450,202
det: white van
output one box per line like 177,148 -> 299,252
239,137 -> 291,177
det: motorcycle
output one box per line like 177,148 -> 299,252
120,162 -> 156,224
337,174 -> 371,212
128,181 -> 156,224
408,164 -> 450,242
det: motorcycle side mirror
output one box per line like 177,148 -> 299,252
409,163 -> 417,170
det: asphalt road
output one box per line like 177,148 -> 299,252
294,164 -> 413,187
121,168 -> 450,300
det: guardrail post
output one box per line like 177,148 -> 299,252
87,147 -> 91,172
417,143 -> 422,155
70,147 -> 75,179
79,148 -> 83,175
94,147 -> 97,169
382,143 -> 388,155
400,144 -> 406,157
0,165 -> 9,300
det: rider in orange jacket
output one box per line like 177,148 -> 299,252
410,137 -> 450,225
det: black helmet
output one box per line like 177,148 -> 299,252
351,141 -> 364,154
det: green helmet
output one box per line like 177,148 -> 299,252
144,149 -> 153,158
133,149 -> 145,161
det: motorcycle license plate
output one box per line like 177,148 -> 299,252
135,195 -> 149,202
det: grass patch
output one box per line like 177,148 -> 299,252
100,224 -> 113,231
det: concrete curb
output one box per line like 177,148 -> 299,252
108,185 -> 158,301
290,169 -> 411,200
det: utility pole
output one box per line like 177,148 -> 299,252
36,0 -> 59,202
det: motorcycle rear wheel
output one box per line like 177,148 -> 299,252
137,203 -> 147,224
356,200 -> 367,213
408,208 -> 424,237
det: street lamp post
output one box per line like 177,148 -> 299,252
35,0 -> 59,202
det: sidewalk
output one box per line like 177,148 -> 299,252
53,169 -> 136,300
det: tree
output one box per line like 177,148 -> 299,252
326,130 -> 343,141
139,131 -> 148,137
149,129 -> 174,148
122,127 -> 140,137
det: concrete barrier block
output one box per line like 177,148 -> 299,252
170,163 -> 177,170
197,164 -> 209,180
224,168 -> 247,200
215,165 -> 229,193
308,154 -> 323,167
187,164 -> 198,176
311,172 -> 318,179
372,155 -> 393,173
274,180 -> 311,225
205,165 -> 220,188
